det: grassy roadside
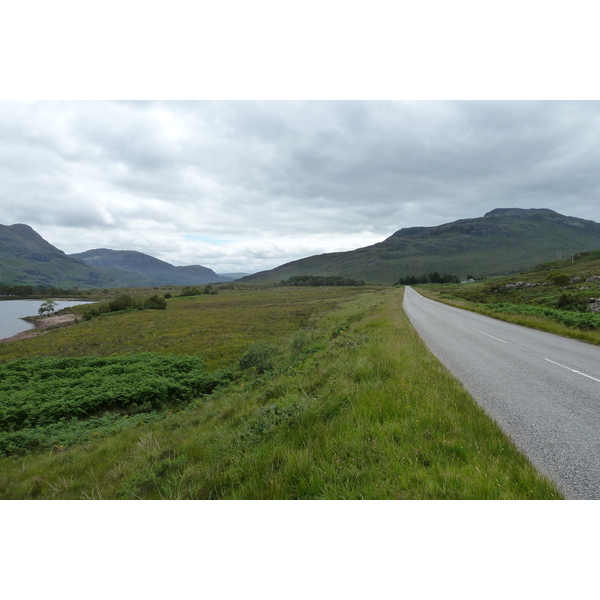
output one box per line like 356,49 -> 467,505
413,249 -> 600,344
0,286 -> 562,499
417,288 -> 600,346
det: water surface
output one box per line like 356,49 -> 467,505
0,300 -> 91,340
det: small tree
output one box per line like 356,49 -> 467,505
108,294 -> 137,312
143,295 -> 167,310
38,300 -> 57,316
547,270 -> 570,287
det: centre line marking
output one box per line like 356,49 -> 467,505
544,359 -> 600,383
471,328 -> 507,344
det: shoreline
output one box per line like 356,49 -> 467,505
0,313 -> 79,344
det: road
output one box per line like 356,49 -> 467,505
403,286 -> 600,499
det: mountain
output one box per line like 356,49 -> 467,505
241,208 -> 600,284
0,223 -> 113,288
218,272 -> 252,280
69,249 -> 232,286
0,223 -> 233,289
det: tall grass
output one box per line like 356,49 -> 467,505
0,287 -> 562,499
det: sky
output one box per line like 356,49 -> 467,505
1,3 -> 599,276
2,100 -> 599,274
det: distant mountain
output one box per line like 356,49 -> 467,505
70,249 -> 232,286
218,272 -> 252,280
0,223 -> 113,288
241,208 -> 600,283
0,223 -> 233,289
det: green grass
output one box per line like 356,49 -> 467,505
0,286 -> 562,499
0,284 -> 375,369
416,250 -> 600,345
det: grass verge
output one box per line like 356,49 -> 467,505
417,286 -> 600,345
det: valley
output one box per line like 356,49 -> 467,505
3,207 -> 600,499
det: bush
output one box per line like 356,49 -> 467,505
546,271 -> 570,287
0,354 -> 233,455
143,295 -> 167,310
109,294 -> 138,312
239,342 -> 281,374
180,286 -> 203,297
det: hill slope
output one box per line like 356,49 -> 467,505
0,224 -> 113,288
0,223 -> 232,289
242,208 -> 600,283
70,249 -> 231,286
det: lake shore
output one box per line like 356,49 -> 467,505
0,313 -> 79,343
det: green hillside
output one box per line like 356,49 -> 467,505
0,224 -> 113,288
0,225 -> 231,289
243,208 -> 600,284
70,249 -> 230,285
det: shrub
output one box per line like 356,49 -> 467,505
0,354 -> 233,455
239,342 -> 281,374
180,286 -> 203,297
546,271 -> 570,287
109,294 -> 138,312
143,295 -> 167,310
289,330 -> 311,355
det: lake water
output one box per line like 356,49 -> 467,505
0,300 -> 92,341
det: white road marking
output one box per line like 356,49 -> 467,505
471,328 -> 508,344
544,359 -> 600,383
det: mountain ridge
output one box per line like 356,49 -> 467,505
242,208 -> 600,283
4,208 -> 600,288
69,248 -> 232,286
0,224 -> 233,288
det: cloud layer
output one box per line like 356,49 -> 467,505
1,101 -> 599,273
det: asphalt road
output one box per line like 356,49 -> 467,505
403,286 -> 600,499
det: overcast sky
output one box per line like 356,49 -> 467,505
1,100 -> 599,274
2,2 -> 599,275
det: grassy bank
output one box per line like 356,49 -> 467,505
0,285 -> 562,499
416,250 -> 600,345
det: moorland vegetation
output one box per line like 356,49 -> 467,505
0,282 -> 562,499
418,250 -> 600,344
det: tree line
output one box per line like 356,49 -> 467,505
82,293 -> 167,320
396,272 -> 460,285
0,283 -> 77,298
281,275 -> 365,287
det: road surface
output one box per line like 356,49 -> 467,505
403,286 -> 600,499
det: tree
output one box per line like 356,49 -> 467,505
143,295 -> 167,310
108,294 -> 137,312
38,300 -> 57,316
547,270 -> 570,287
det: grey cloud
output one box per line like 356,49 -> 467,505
1,100 -> 600,272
